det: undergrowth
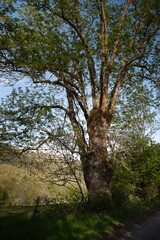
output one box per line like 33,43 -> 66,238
0,201 -> 159,240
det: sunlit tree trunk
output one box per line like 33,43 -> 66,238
81,108 -> 113,200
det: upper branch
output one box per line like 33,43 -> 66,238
42,3 -> 98,108
33,1 -> 98,109
33,73 -> 89,120
121,25 -> 160,75
107,78 -> 121,118
98,0 -> 110,110
110,0 -> 132,66
74,20 -> 98,107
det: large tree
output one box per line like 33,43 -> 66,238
0,0 -> 160,200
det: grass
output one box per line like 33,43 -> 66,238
0,201 -> 159,240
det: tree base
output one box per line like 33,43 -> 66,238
87,192 -> 113,212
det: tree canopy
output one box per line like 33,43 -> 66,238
0,0 -> 160,200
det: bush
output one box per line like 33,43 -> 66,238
112,181 -> 137,207
87,193 -> 113,213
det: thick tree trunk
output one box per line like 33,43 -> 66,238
81,108 -> 113,200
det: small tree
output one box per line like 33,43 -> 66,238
0,0 -> 159,201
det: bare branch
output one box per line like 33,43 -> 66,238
66,90 -> 87,152
33,78 -> 89,120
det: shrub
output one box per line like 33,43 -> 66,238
112,181 -> 137,207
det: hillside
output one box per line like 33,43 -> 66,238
0,143 -> 84,205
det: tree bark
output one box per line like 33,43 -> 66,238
81,108 -> 113,200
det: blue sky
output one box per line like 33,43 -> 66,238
0,81 -> 159,143
0,78 -> 31,99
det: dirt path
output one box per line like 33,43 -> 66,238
97,205 -> 160,240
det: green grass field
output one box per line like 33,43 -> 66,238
0,202 -> 159,240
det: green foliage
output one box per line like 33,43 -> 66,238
0,163 -> 51,206
63,185 -> 85,203
0,201 -> 159,240
87,194 -> 113,213
0,0 -> 159,109
50,186 -> 85,205
134,144 -> 160,201
112,142 -> 160,204
112,182 -> 137,207
112,161 -> 138,206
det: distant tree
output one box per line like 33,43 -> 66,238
0,0 -> 159,201
109,79 -> 159,158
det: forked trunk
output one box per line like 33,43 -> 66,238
81,108 -> 113,200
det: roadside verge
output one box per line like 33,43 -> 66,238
97,204 -> 160,240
